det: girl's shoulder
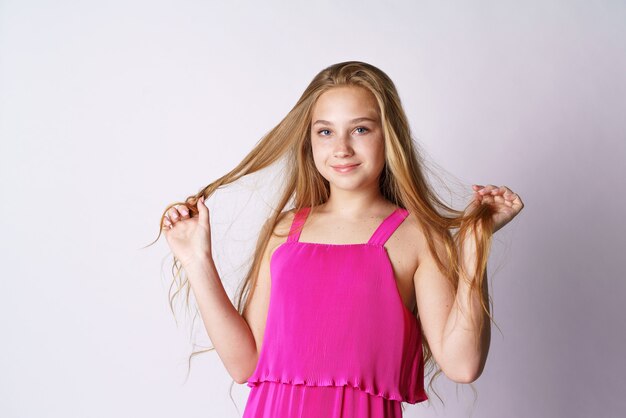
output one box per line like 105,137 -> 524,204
387,211 -> 425,254
398,211 -> 426,239
385,210 -> 451,273
262,208 -> 297,249
393,212 -> 450,269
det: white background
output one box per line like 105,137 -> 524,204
1,1 -> 625,417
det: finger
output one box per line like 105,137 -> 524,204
162,214 -> 173,230
167,207 -> 181,222
473,184 -> 487,195
174,204 -> 190,219
509,191 -> 524,208
196,196 -> 209,226
495,185 -> 509,194
502,186 -> 517,199
472,185 -> 484,198
486,185 -> 505,195
492,195 -> 511,207
498,187 -> 518,203
482,194 -> 495,205
168,205 -> 189,223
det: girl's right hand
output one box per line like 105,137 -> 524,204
162,196 -> 213,269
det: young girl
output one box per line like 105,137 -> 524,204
158,61 -> 524,417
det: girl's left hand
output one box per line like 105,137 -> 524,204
469,184 -> 524,233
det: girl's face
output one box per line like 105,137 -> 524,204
310,86 -> 385,194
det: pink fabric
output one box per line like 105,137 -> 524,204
244,207 -> 428,417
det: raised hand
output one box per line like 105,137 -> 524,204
162,196 -> 213,269
469,184 -> 524,233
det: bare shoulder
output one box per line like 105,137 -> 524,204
400,211 -> 425,245
386,211 -> 430,270
249,207 -> 296,277
265,208 -> 296,256
382,211 -> 431,313
396,212 -> 450,266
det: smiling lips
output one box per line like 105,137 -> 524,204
331,163 -> 360,173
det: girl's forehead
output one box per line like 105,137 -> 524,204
311,86 -> 380,118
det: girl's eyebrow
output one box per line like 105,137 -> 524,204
312,117 -> 378,126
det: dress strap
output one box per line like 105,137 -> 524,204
368,208 -> 410,246
287,207 -> 311,243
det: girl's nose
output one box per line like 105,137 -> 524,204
333,134 -> 353,157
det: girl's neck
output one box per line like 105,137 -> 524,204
318,187 -> 394,219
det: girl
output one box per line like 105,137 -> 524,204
158,61 -> 524,417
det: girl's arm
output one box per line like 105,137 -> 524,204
185,213 -> 286,384
185,258 -> 259,384
164,199 -> 276,384
414,229 -> 491,383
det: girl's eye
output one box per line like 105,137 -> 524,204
317,127 -> 369,136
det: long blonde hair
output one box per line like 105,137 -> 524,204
149,61 -> 496,408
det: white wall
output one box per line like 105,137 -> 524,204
1,0 -> 624,417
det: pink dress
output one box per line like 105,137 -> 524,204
244,206 -> 428,417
